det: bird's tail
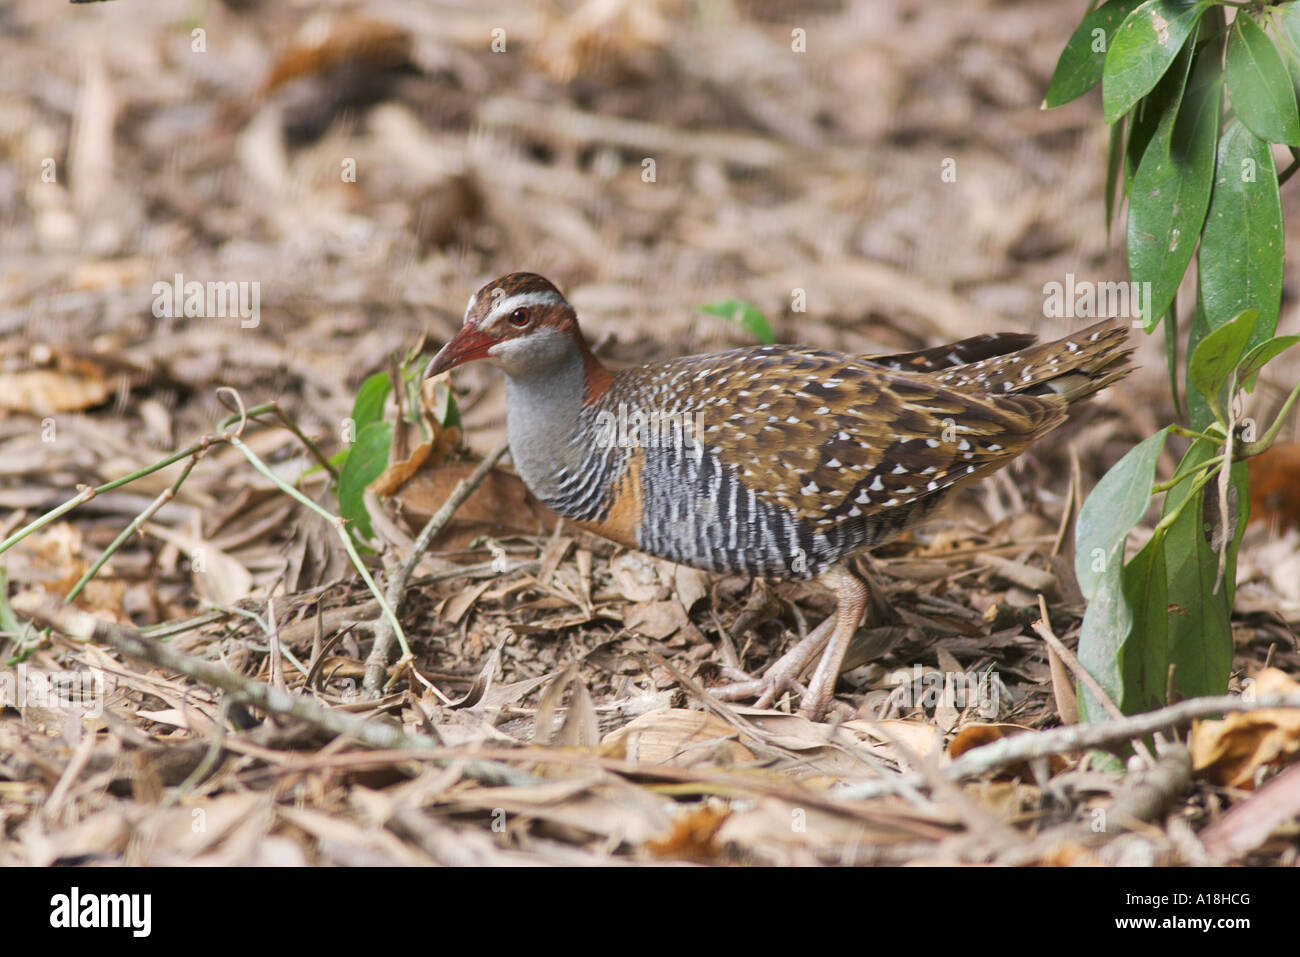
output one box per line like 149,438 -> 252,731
930,318 -> 1134,404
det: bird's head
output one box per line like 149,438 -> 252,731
425,272 -> 587,381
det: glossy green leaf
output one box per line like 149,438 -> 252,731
350,372 -> 392,437
1197,121 -> 1283,359
1126,46 -> 1219,331
1103,0 -> 1206,124
1237,334 -> 1300,391
1123,58 -> 1184,193
1279,3 -> 1300,82
1188,308 -> 1258,413
1186,294 -> 1214,430
1159,440 -> 1240,701
1106,115 -> 1128,231
1047,0 -> 1145,108
1224,13 -> 1300,146
337,421 -> 392,542
1075,427 -> 1170,722
699,300 -> 775,345
1115,530 -> 1169,715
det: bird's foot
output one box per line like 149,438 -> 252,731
709,615 -> 836,713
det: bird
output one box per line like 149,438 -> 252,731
425,272 -> 1133,721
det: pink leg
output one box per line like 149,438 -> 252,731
711,614 -> 835,706
800,566 -> 868,721
712,564 -> 869,720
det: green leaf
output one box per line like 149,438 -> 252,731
1075,426 -> 1170,722
699,300 -> 775,345
428,379 -> 461,429
1126,40 -> 1219,331
1116,530 -> 1169,715
1279,3 -> 1300,75
1123,37 -> 1190,192
337,421 -> 392,542
1197,120 -> 1283,348
1188,308 -> 1258,413
1237,334 -> 1300,391
1106,114 -> 1128,231
1159,440 -> 1240,701
351,372 -> 392,437
1186,294 -> 1214,430
1224,13 -> 1300,147
1102,0 -> 1206,124
1047,0 -> 1145,108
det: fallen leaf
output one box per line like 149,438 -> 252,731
946,723 -> 1070,779
645,801 -> 730,861
1191,668 -> 1300,788
601,708 -> 754,766
625,599 -> 690,640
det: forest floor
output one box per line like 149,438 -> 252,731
1,0 -> 1299,865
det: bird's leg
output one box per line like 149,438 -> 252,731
800,565 -> 869,721
712,614 -> 837,707
712,565 -> 868,716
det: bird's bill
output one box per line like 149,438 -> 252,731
425,323 -> 496,377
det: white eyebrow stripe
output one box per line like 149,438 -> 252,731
482,290 -> 563,329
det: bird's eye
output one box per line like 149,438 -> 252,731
509,308 -> 531,328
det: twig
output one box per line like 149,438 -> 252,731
361,441 -> 511,697
1031,592 -> 1148,763
217,390 -> 410,662
838,690 -> 1300,798
1278,147 -> 1300,187
64,452 -> 207,604
11,592 -> 534,788
1033,595 -> 1078,725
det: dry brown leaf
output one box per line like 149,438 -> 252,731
1191,668 -> 1300,788
23,811 -> 130,866
716,795 -> 931,863
844,718 -> 944,760
947,722 -> 1069,779
389,463 -> 558,551
601,708 -> 754,766
260,15 -> 412,95
625,599 -> 690,640
371,375 -> 462,497
7,525 -> 126,619
610,553 -> 668,603
644,801 -> 730,861
438,579 -> 495,625
0,346 -> 115,414
138,794 -> 269,864
673,564 -> 711,612
530,0 -> 678,83
145,522 -> 252,605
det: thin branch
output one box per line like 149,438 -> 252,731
1032,594 -> 1154,764
362,441 -> 511,696
839,690 -> 1300,799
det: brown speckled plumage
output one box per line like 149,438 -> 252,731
427,273 -> 1134,720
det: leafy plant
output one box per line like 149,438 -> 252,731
1049,1 -> 1300,718
699,299 -> 776,344
332,354 -> 460,544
